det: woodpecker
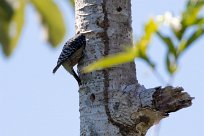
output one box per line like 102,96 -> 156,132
53,34 -> 86,85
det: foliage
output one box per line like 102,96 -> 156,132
30,0 -> 66,47
68,0 -> 75,7
0,0 -> 66,57
83,19 -> 158,73
84,0 -> 204,82
0,0 -> 25,56
156,0 -> 204,75
0,0 -> 203,84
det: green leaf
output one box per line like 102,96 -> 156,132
186,27 -> 204,46
156,32 -> 177,57
175,0 -> 204,40
0,1 -> 12,56
83,19 -> 158,73
194,17 -> 204,25
69,0 -> 75,7
182,8 -> 199,26
166,53 -> 177,75
0,0 -> 25,57
0,1 -> 13,21
83,48 -> 137,73
178,27 -> 204,54
30,0 -> 66,47
177,40 -> 187,55
172,26 -> 186,40
182,0 -> 204,26
135,19 -> 157,67
137,18 -> 158,56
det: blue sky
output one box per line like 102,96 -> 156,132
0,0 -> 203,136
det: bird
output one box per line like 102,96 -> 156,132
53,33 -> 86,86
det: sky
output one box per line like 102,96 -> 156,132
0,0 -> 204,136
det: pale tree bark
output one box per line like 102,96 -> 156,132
75,0 -> 193,136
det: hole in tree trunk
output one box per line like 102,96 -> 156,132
116,6 -> 122,12
90,93 -> 95,102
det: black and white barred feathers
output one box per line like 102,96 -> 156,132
53,34 -> 86,85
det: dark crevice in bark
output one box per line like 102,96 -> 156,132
101,1 -> 137,135
76,0 -> 194,135
101,0 -> 115,130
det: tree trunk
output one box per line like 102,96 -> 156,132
75,0 -> 193,136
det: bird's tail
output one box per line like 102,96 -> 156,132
53,64 -> 61,74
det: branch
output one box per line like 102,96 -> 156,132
108,85 -> 194,136
152,86 -> 194,114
